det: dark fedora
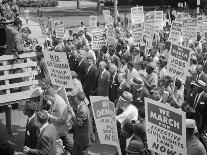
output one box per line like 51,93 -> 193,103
131,77 -> 144,86
120,91 -> 133,102
125,140 -> 144,154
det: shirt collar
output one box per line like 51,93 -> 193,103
28,113 -> 35,124
40,122 -> 49,134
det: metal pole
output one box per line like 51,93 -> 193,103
114,0 -> 118,25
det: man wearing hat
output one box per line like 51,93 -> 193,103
23,110 -> 58,155
142,62 -> 158,91
23,101 -> 39,149
186,119 -> 206,155
125,140 -> 145,155
131,77 -> 151,108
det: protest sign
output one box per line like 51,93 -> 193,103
91,28 -> 107,50
176,13 -> 189,21
107,24 -> 116,45
43,50 -> 73,88
132,22 -> 144,43
182,18 -> 197,43
166,43 -> 191,82
55,21 -> 64,39
145,11 -> 154,24
90,96 -> 121,155
144,23 -> 154,47
168,21 -> 183,44
89,15 -> 97,28
145,98 -> 186,155
38,18 -> 47,36
103,10 -> 110,24
154,11 -> 164,30
131,6 -> 144,24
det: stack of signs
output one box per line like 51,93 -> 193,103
182,18 -> 197,44
43,50 -> 73,88
89,16 -> 97,28
131,6 -> 144,44
176,12 -> 189,21
38,18 -> 47,37
103,10 -> 110,25
132,23 -> 144,43
107,24 -> 116,45
168,21 -> 183,44
90,96 -> 121,154
91,28 -> 107,50
166,43 -> 191,82
154,11 -> 164,30
55,21 -> 64,39
145,98 -> 186,155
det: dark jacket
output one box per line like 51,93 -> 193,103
29,124 -> 57,155
73,103 -> 95,147
76,58 -> 87,84
96,70 -> 110,97
24,115 -> 40,149
109,73 -> 119,102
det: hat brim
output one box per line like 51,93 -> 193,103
125,148 -> 141,154
120,96 -> 133,102
130,78 -> 144,86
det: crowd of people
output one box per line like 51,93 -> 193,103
0,0 -> 207,155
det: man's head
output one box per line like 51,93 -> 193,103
118,72 -> 126,83
131,77 -> 144,90
20,27 -> 31,39
146,62 -> 156,74
99,61 -> 106,72
44,87 -> 57,103
75,91 -> 86,104
196,65 -> 203,74
36,110 -> 49,126
23,101 -> 36,117
109,63 -> 117,75
86,55 -> 94,66
14,18 -> 22,31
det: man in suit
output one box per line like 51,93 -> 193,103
73,92 -> 95,155
109,63 -> 119,102
83,55 -> 98,100
23,101 -> 39,149
96,61 -> 110,97
76,52 -> 87,85
23,110 -> 57,155
117,72 -> 131,99
108,44 -> 121,68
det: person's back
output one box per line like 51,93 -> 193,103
187,136 -> 206,155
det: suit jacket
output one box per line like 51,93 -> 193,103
83,65 -> 98,98
24,115 -> 40,149
117,81 -> 131,98
76,58 -> 87,84
109,73 -> 119,102
97,70 -> 110,96
111,54 -> 121,68
73,103 -> 95,147
29,124 -> 57,155
199,72 -> 207,84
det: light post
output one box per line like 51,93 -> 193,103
114,0 -> 118,25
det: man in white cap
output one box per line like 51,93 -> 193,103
186,119 -> 206,155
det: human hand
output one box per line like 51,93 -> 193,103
23,146 -> 30,153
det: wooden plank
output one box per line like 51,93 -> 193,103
3,61 -> 10,95
0,71 -> 39,81
0,80 -> 39,91
0,61 -> 38,71
0,52 -> 37,61
0,89 -> 40,104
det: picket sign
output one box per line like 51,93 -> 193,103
0,52 -> 39,106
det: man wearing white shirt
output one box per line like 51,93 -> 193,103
127,61 -> 140,83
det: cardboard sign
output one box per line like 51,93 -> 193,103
166,43 -> 191,82
131,6 -> 144,24
168,21 -> 183,44
132,22 -> 144,43
55,21 -> 64,39
182,18 -> 197,43
38,18 -> 47,36
43,50 -> 73,88
144,23 -> 154,47
103,10 -> 110,24
91,28 -> 107,50
154,11 -> 164,30
145,98 -> 186,155
89,16 -> 97,28
107,24 -> 116,45
145,11 -> 154,24
90,96 -> 121,154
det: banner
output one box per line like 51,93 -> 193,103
154,11 -> 164,30
132,22 -> 144,43
168,21 -> 183,44
145,98 -> 186,155
90,96 -> 121,154
43,51 -> 73,88
182,18 -> 197,43
103,10 -> 110,24
38,18 -> 47,36
55,21 -> 64,39
166,43 -> 191,82
131,6 -> 144,24
92,28 -> 107,50
89,15 -> 97,28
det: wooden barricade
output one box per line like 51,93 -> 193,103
0,52 -> 39,106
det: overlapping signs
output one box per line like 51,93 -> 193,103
55,20 -> 65,39
166,43 -> 191,82
131,6 -> 144,24
168,21 -> 183,44
43,51 -> 73,88
91,28 -> 107,50
90,96 -> 121,155
182,18 -> 197,43
145,98 -> 186,155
